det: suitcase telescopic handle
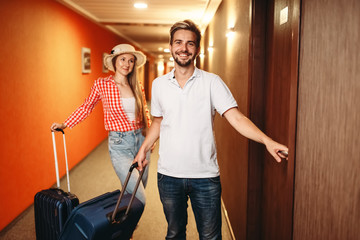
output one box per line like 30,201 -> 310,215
51,129 -> 71,192
111,162 -> 146,223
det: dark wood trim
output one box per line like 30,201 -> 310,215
247,0 -> 268,239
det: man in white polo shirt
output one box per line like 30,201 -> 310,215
134,19 -> 288,240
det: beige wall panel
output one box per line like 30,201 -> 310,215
203,0 -> 252,238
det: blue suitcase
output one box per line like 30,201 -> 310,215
59,163 -> 145,240
34,130 -> 79,240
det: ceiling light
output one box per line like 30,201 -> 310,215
164,48 -> 170,53
134,2 -> 148,9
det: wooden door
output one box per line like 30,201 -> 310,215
260,0 -> 300,239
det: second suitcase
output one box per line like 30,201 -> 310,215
59,163 -> 146,240
59,190 -> 144,240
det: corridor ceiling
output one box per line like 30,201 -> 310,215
57,0 -> 222,61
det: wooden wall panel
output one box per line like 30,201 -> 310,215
294,0 -> 360,239
202,0 -> 252,238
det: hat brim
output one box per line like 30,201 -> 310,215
104,51 -> 146,72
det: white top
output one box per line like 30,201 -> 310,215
121,97 -> 136,122
151,68 -> 238,178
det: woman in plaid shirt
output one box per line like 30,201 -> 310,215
51,44 -> 152,205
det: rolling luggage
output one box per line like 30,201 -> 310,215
59,163 -> 146,240
34,129 -> 79,240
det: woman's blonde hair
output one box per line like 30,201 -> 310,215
128,67 -> 147,128
112,56 -> 148,128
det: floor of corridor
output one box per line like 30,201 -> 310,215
0,139 -> 233,239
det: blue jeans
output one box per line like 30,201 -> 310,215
158,173 -> 222,240
108,129 -> 150,205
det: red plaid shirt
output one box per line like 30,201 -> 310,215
65,75 -> 151,132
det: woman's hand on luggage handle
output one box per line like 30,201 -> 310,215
50,122 -> 67,132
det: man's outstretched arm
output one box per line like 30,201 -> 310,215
223,108 -> 288,162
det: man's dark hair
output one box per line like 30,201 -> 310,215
169,20 -> 201,48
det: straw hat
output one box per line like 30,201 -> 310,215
104,44 -> 146,72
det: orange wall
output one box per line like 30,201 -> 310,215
0,0 -> 151,230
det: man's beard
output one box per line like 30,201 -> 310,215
172,52 -> 196,67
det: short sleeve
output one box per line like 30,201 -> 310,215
210,76 -> 238,116
150,78 -> 162,117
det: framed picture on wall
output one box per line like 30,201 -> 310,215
81,47 -> 91,74
103,53 -> 109,73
